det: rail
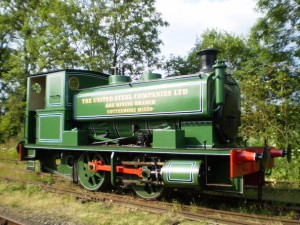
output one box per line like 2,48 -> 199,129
0,176 -> 299,225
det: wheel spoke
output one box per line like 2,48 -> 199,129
94,172 -> 102,178
91,176 -> 96,185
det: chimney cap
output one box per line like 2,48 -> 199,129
197,48 -> 220,56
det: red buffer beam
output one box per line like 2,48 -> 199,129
230,147 -> 285,178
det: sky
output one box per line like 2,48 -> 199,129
155,0 -> 262,57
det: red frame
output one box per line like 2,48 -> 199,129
88,160 -> 143,178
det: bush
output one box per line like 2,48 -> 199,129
269,156 -> 300,182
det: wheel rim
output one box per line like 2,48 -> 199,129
132,183 -> 164,200
131,156 -> 164,200
78,152 -> 107,191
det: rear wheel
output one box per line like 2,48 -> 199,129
132,182 -> 164,200
131,156 -> 164,200
78,152 -> 108,191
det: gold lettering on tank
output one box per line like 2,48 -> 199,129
79,88 -> 189,115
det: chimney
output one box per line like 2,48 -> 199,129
197,48 -> 220,72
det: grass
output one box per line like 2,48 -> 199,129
0,181 -> 202,225
244,186 -> 300,204
0,143 -> 19,159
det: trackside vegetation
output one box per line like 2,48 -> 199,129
0,181 -> 203,225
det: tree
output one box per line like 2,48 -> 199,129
254,0 -> 300,59
71,0 -> 111,71
0,0 -> 82,141
0,15 -> 14,115
234,0 -> 300,180
163,55 -> 195,77
237,0 -> 300,149
105,0 -> 168,78
163,29 -> 248,76
75,0 -> 170,76
190,29 -> 249,72
0,3 -> 27,141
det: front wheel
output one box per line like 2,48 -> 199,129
78,152 -> 108,191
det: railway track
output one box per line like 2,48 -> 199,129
0,215 -> 23,225
0,158 -> 25,163
0,175 -> 299,225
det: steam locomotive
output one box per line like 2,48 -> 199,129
18,48 -> 289,199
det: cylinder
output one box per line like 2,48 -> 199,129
161,160 -> 203,188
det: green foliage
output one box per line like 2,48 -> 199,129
79,0 -> 169,77
235,54 -> 300,145
270,158 -> 300,182
163,29 -> 248,76
236,0 -> 300,181
0,141 -> 19,158
59,0 -> 170,78
0,92 -> 26,141
235,0 -> 300,153
163,55 -> 196,76
189,29 -> 249,71
254,0 -> 300,58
